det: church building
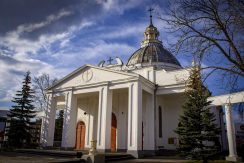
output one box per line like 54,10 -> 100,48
40,14 -> 224,158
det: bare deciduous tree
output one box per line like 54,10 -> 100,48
33,73 -> 58,111
160,0 -> 244,84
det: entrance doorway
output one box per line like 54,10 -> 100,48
111,113 -> 117,152
76,121 -> 86,150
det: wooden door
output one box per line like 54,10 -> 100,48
76,121 -> 86,150
111,113 -> 117,152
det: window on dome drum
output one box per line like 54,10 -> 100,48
158,106 -> 162,138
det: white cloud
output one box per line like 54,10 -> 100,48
0,19 -> 94,57
52,40 -> 137,67
0,55 -> 56,101
96,0 -> 141,14
7,9 -> 72,37
98,23 -> 146,40
0,13 -> 94,104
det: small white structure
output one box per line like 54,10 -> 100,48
209,92 -> 244,161
40,14 -> 243,160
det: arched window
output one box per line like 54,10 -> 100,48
158,106 -> 162,138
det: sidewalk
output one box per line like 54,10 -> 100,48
109,156 -> 188,163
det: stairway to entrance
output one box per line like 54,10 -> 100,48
105,153 -> 134,162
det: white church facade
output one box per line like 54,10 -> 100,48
40,14 -> 242,160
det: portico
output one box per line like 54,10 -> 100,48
40,65 -> 156,157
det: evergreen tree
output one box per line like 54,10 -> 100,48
7,71 -> 36,148
175,63 -> 220,161
54,110 -> 64,142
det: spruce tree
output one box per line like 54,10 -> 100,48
7,71 -> 36,148
175,63 -> 220,161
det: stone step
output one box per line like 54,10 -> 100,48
155,149 -> 177,156
16,149 -> 134,162
15,149 -> 88,158
105,153 -> 134,162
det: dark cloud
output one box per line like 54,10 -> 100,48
0,0 -> 103,39
0,54 -> 20,65
8,69 -> 26,76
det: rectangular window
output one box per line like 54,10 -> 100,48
159,106 -> 162,138
168,138 -> 175,144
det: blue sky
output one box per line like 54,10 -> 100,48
0,0 -> 243,111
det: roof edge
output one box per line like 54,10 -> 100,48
47,64 -> 139,90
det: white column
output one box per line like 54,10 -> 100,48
40,93 -> 56,147
61,90 -> 77,148
96,86 -> 113,151
145,93 -> 155,151
225,103 -> 239,162
127,82 -> 142,158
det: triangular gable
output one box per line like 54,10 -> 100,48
49,64 -> 138,90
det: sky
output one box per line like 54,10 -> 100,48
0,0 -> 243,112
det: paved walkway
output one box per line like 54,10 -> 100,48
0,151 -> 191,163
0,152 -> 188,163
0,152 -> 82,163
110,156 -> 188,163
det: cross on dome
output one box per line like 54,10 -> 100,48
148,8 -> 154,26
140,8 -> 160,47
107,57 -> 113,65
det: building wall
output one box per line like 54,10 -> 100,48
142,90 -> 154,150
112,89 -> 128,151
132,67 -> 155,83
76,90 -> 129,151
130,66 -> 190,86
75,88 -> 187,151
77,93 -> 99,148
155,68 -> 189,86
156,94 -> 186,150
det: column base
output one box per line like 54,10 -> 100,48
226,155 -> 240,162
127,150 -> 155,158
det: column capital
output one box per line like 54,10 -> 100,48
46,93 -> 53,99
53,92 -> 66,97
224,102 -> 231,106
65,89 -> 73,95
224,103 -> 232,115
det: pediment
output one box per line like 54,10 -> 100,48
50,65 -> 137,90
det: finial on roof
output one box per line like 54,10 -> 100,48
148,8 -> 154,26
107,57 -> 113,65
192,58 -> 196,66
